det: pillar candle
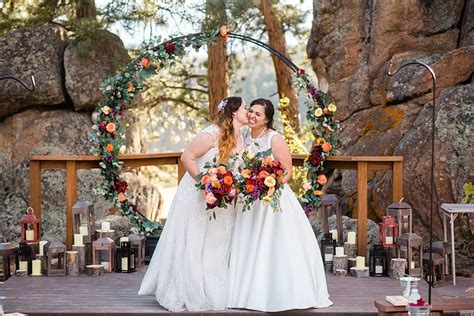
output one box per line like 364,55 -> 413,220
375,265 -> 383,274
39,240 -> 48,256
79,226 -> 88,236
19,261 -> 28,271
385,236 -> 393,245
335,247 -> 344,256
101,261 -> 109,270
410,261 -> 415,269
25,229 -> 35,241
74,234 -> 83,246
121,257 -> 128,272
120,237 -> 129,243
101,222 -> 110,232
324,254 -> 334,262
347,231 -> 356,244
356,256 -> 365,268
32,259 -> 42,276
329,229 -> 338,242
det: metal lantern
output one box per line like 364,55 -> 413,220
379,216 -> 399,248
369,245 -> 389,277
16,242 -> 32,275
115,241 -> 136,273
44,241 -> 66,276
92,234 -> 115,272
20,207 -> 40,243
320,194 -> 343,245
72,200 -> 96,243
397,233 -> 423,277
432,241 -> 453,283
387,200 -> 412,235
128,234 -> 146,268
0,243 -> 17,281
423,253 -> 445,288
320,233 -> 336,265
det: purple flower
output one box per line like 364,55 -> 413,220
308,87 -> 316,95
105,155 -> 113,163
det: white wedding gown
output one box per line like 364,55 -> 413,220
138,125 -> 237,312
227,129 -> 333,312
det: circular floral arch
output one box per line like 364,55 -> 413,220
89,26 -> 338,234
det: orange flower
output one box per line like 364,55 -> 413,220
322,142 -> 332,153
259,170 -> 270,179
313,190 -> 324,196
220,25 -> 229,40
118,192 -> 126,203
211,179 -> 220,188
223,175 -> 233,186
127,83 -> 134,92
276,170 -> 284,177
241,169 -> 251,178
105,144 -> 114,153
317,174 -> 327,185
201,175 -> 210,185
245,183 -> 255,193
218,166 -> 227,175
263,156 -> 273,166
323,107 -> 329,115
140,57 -> 150,68
106,123 -> 116,133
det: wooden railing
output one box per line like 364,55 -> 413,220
29,153 -> 403,257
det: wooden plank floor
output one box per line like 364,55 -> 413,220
1,267 -> 473,315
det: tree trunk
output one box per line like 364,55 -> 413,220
76,0 -> 97,19
260,0 -> 300,132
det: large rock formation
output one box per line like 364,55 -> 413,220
307,0 -> 474,238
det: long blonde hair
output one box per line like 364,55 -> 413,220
215,96 -> 243,163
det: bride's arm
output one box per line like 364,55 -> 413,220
181,133 -> 215,181
271,134 -> 292,183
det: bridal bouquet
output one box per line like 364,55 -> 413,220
236,149 -> 285,212
195,159 -> 238,220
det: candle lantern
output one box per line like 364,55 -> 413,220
320,233 -> 336,265
397,233 -> 423,277
379,216 -> 398,248
128,234 -> 146,268
432,241 -> 453,283
16,242 -> 32,275
44,241 -> 66,276
387,200 -> 412,234
20,207 -> 40,243
72,200 -> 96,243
320,195 -> 343,245
369,245 -> 389,277
92,234 -> 115,272
115,240 -> 136,273
423,253 -> 445,287
0,243 -> 17,281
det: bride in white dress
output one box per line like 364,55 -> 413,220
227,98 -> 333,312
138,96 -> 248,312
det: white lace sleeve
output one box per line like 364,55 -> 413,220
200,124 -> 219,146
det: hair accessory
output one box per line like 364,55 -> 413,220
217,99 -> 228,113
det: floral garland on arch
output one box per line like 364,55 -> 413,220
293,69 -> 339,216
88,28 -> 227,235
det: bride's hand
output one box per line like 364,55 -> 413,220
181,133 -> 215,181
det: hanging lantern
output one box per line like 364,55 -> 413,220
387,200 -> 412,235
44,241 -> 66,276
115,238 -> 136,273
72,200 -> 96,243
369,245 -> 389,277
0,243 -> 17,281
16,242 -> 32,275
423,253 -> 445,287
432,241 -> 453,283
379,216 -> 399,249
92,233 -> 115,272
320,194 -> 343,245
320,233 -> 336,265
128,234 -> 146,268
20,207 -> 40,243
397,233 -> 423,277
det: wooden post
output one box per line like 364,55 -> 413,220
72,245 -> 86,274
66,161 -> 78,250
392,161 -> 403,202
177,158 -> 185,183
29,160 -> 42,237
390,258 -> 407,279
344,243 -> 358,258
86,264 -> 104,276
357,161 -> 368,258
66,251 -> 79,276
333,255 -> 348,273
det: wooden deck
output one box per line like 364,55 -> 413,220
1,268 -> 473,315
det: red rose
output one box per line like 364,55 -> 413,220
297,68 -> 305,76
165,42 -> 176,54
99,123 -> 106,131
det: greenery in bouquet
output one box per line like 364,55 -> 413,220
195,157 -> 238,220
236,149 -> 285,212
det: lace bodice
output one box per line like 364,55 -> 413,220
242,128 -> 280,156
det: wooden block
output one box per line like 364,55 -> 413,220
86,264 -> 104,276
67,251 -> 79,277
72,245 -> 86,274
350,267 -> 369,278
324,263 -> 333,273
15,270 -> 28,277
390,258 -> 407,280
348,258 -> 357,270
344,242 -> 358,258
333,255 -> 348,273
335,269 -> 347,277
